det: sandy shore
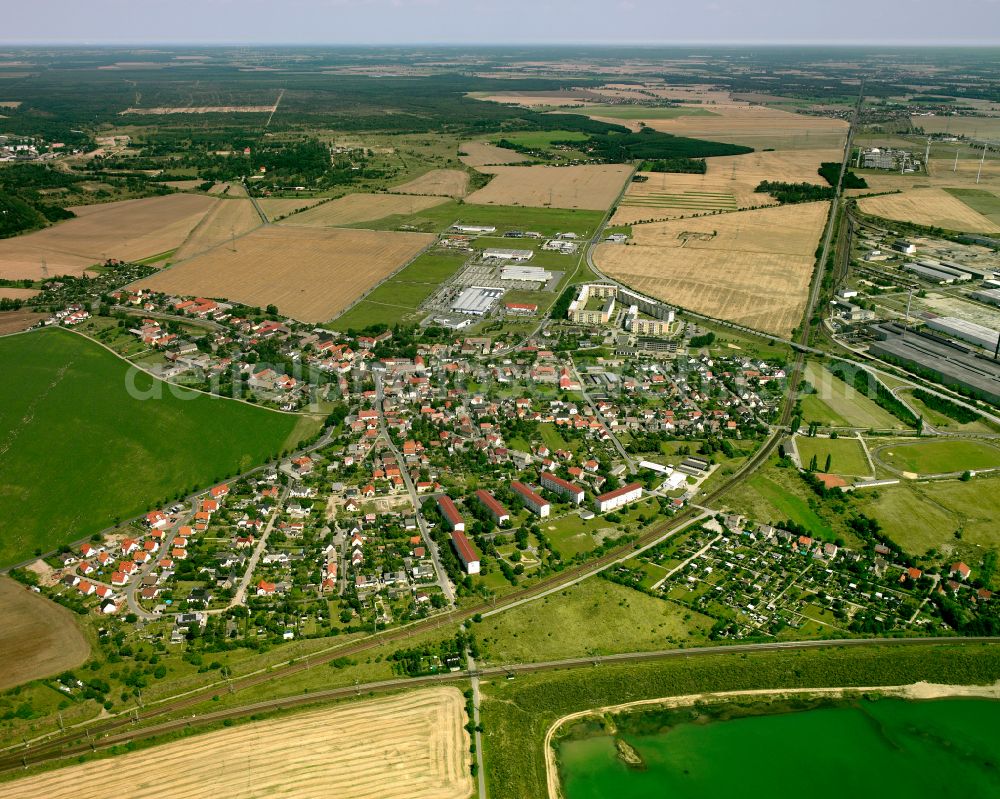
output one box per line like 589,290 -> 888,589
544,680 -> 1000,799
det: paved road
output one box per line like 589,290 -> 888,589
374,372 -> 455,605
231,485 -> 287,607
571,359 -> 636,474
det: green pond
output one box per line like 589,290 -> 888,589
559,698 -> 1000,798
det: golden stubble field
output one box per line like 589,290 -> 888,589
466,164 -> 633,211
0,576 -> 90,692
612,148 -> 840,225
172,198 -> 264,261
135,226 -> 434,323
0,194 -> 218,280
391,169 -> 470,197
856,188 -> 1000,234
278,193 -> 448,228
5,687 -> 472,799
595,201 -> 830,337
256,197 -> 325,222
459,140 -> 530,167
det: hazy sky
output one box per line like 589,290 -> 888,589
4,0 -> 1000,45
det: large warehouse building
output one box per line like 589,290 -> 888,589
925,316 -> 999,352
482,248 -> 534,262
451,286 -> 505,316
500,265 -> 553,283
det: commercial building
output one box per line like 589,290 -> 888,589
542,239 -> 578,254
451,286 -> 505,316
540,472 -> 585,505
924,316 -> 999,351
511,481 -> 551,518
482,248 -> 534,262
452,224 -> 496,234
915,260 -> 971,281
594,482 -> 644,513
901,262 -> 956,284
971,288 -> 1000,308
437,495 -> 465,532
505,302 -> 538,315
450,531 -> 481,574
475,489 -> 510,525
500,265 -> 552,282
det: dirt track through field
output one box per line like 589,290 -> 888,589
135,226 -> 434,323
173,199 -> 264,261
596,202 -> 829,336
4,687 -> 472,799
0,576 -> 90,691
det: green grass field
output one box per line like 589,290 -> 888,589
351,200 -> 605,237
475,577 -> 711,665
800,362 -> 906,430
900,390 -> 999,435
328,249 -> 469,331
854,475 -> 1000,559
944,188 -> 1000,225
577,105 -> 717,120
878,439 -> 1000,475
490,130 -> 589,148
0,329 -> 319,566
795,435 -> 872,476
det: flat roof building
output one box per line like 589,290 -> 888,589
500,265 -> 552,282
451,286 -> 505,316
511,481 -> 551,518
483,248 -> 534,262
594,482 -> 643,514
925,316 -> 999,351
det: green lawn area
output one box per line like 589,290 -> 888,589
944,187 -> 1000,225
490,130 -> 589,148
0,329 -> 320,566
900,390 -> 1000,435
475,576 -> 711,665
723,460 -> 842,542
544,513 -> 608,558
800,362 -> 907,429
854,475 -> 1000,560
795,435 -> 872,476
351,200 -> 605,237
328,249 -> 468,331
538,423 -> 578,453
878,439 -> 1000,475
575,105 -> 717,120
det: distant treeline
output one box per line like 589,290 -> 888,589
755,180 -> 835,204
911,388 -> 981,424
0,165 -> 77,238
558,128 -> 751,162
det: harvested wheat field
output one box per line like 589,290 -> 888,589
0,576 -> 90,691
0,309 -> 47,335
172,199 -> 263,261
466,164 -> 633,211
910,115 -> 1000,138
459,140 -> 530,167
5,687 -> 471,799
0,287 -> 38,300
256,197 -> 324,222
390,169 -> 470,197
278,193 -> 448,228
208,181 -> 248,197
645,102 -> 848,150
136,226 -> 434,323
857,188 -> 1000,233
595,202 -> 829,336
0,194 -> 217,280
161,179 -> 205,190
612,149 -> 840,224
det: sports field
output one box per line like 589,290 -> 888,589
799,362 -> 907,430
0,575 -> 90,691
794,435 -> 872,477
136,226 -> 434,323
0,194 -> 217,280
0,328 -> 318,566
278,193 -> 449,227
466,164 -> 633,211
877,439 -> 1000,475
4,688 -> 472,799
854,475 -> 1000,557
857,188 -> 1000,234
595,202 -> 828,336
